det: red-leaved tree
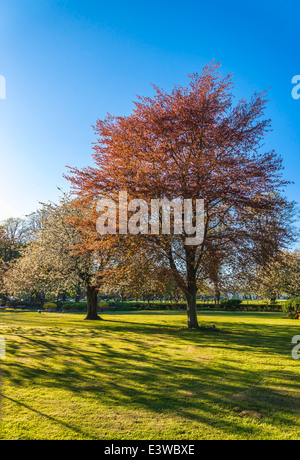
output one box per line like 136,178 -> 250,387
66,62 -> 292,328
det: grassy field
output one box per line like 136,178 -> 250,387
0,310 -> 299,440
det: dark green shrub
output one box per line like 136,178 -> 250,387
282,298 -> 300,319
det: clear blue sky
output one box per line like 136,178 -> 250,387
0,0 -> 299,228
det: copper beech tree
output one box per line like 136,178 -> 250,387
67,62 -> 292,328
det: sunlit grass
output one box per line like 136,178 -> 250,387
0,311 -> 299,439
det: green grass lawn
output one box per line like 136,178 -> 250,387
0,310 -> 299,440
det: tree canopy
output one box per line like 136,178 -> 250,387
66,62 -> 294,327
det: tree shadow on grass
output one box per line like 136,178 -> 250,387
0,393 -> 98,439
1,313 -> 300,439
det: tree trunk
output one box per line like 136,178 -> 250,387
214,284 -> 220,305
85,285 -> 102,320
270,293 -> 276,303
184,245 -> 199,329
186,287 -> 199,328
37,291 -> 45,308
75,285 -> 81,303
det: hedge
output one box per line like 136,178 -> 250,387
220,299 -> 242,309
109,301 -> 283,312
56,301 -> 88,312
0,299 -> 285,313
0,299 -> 42,308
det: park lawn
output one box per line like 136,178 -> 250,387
0,311 -> 299,440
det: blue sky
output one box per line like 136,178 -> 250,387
0,0 -> 299,228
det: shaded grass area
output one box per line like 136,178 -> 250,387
0,311 -> 299,439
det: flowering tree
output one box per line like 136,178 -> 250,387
256,250 -> 300,300
0,222 -> 29,299
4,196 -> 120,319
